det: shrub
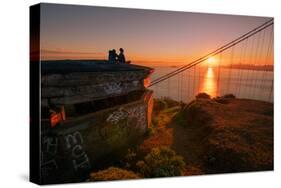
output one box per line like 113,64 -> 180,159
186,100 -> 202,115
213,94 -> 235,104
213,97 -> 229,104
89,167 -> 140,181
136,146 -> 186,177
222,94 -> 236,99
144,127 -> 154,137
122,149 -> 138,169
161,97 -> 180,108
196,93 -> 211,99
153,99 -> 167,114
151,117 -> 159,127
182,100 -> 212,127
173,109 -> 188,127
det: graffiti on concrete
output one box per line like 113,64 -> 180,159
103,81 -> 141,95
103,82 -> 122,95
126,105 -> 147,130
106,104 -> 147,130
43,136 -> 58,155
106,107 -> 127,124
41,137 -> 58,177
42,80 -> 143,106
64,131 -> 91,171
41,71 -> 146,87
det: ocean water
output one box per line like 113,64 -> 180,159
150,66 -> 274,103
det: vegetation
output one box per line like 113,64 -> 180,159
89,167 -> 140,181
196,92 -> 211,99
153,97 -> 181,115
121,148 -> 138,170
150,97 -> 181,130
142,96 -> 273,176
173,108 -> 188,127
181,100 -> 212,128
222,94 -> 236,99
144,127 -> 154,137
153,98 -> 167,114
89,95 -> 273,181
136,146 -> 186,177
161,97 -> 181,108
213,94 -> 236,104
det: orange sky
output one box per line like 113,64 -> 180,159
39,4 -> 273,66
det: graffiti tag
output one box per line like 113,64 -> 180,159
64,131 -> 91,171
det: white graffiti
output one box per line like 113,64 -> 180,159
106,105 -> 147,130
103,81 -> 140,95
43,137 -> 58,155
41,157 -> 58,169
64,131 -> 91,171
127,105 -> 147,130
65,131 -> 83,149
106,107 -> 127,124
41,137 -> 58,174
103,82 -> 122,95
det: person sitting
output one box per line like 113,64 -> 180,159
118,48 -> 126,64
108,49 -> 117,63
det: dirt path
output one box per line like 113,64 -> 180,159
139,105 -> 205,174
139,107 -> 177,154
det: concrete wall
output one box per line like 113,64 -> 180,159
40,90 -> 153,184
41,71 -> 150,106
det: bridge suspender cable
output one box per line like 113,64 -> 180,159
149,18 -> 273,86
149,18 -> 273,87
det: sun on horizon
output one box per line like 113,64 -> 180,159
206,56 -> 217,67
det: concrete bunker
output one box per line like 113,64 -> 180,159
40,60 -> 154,183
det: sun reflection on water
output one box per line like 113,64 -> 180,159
200,67 -> 217,97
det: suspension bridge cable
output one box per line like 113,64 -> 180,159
192,66 -> 196,98
248,31 -> 262,98
226,46 -> 235,93
243,32 -> 256,98
149,18 -> 273,85
167,75 -> 170,97
177,74 -> 180,100
197,65 -> 200,94
237,38 -> 248,96
149,20 -> 273,87
180,72 -> 183,101
216,53 -> 222,96
235,42 -> 244,95
269,80 -> 274,102
187,69 -> 191,101
251,29 -> 266,99
259,26 -> 273,91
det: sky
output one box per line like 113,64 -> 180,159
40,3 -> 273,66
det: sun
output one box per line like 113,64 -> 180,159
206,57 -> 217,67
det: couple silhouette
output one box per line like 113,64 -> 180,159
108,48 -> 126,64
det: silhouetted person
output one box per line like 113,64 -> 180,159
108,49 -> 117,63
118,48 -> 126,64
108,50 -> 113,63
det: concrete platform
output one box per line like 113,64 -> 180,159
41,60 -> 153,106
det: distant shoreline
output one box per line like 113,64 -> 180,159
40,59 -> 274,72
152,64 -> 274,71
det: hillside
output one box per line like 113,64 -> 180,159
139,95 -> 273,175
